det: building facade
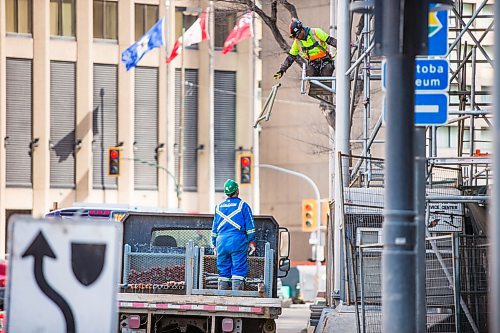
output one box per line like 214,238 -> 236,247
0,0 -> 261,255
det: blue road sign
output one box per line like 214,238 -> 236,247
382,59 -> 449,91
415,93 -> 448,125
382,93 -> 449,126
427,8 -> 448,56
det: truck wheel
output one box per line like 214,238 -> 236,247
262,319 -> 276,333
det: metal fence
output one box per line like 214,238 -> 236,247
357,235 -> 459,333
339,154 -> 490,333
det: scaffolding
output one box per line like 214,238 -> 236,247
298,0 -> 493,180
312,1 -> 494,330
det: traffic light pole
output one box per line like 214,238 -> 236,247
256,164 -> 322,290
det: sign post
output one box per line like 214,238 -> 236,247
6,216 -> 122,333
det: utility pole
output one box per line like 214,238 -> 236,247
380,0 -> 427,331
333,0 -> 351,301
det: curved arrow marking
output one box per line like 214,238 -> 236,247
22,231 -> 76,333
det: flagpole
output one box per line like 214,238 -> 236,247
251,8 -> 260,214
177,27 -> 185,209
208,2 -> 215,212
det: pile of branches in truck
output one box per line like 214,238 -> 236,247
127,265 -> 185,284
121,282 -> 186,291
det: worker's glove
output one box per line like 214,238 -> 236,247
274,70 -> 284,80
248,241 -> 256,256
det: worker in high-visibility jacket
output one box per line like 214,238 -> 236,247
211,179 -> 256,291
274,18 -> 337,80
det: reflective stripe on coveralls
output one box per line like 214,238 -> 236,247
216,201 -> 244,231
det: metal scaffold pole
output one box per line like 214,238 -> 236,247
333,0 -> 351,302
490,0 -> 500,331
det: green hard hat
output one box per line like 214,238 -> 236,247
224,179 -> 239,195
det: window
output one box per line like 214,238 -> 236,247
93,0 -> 117,40
175,69 -> 199,192
6,0 -> 32,34
214,71 -> 236,191
50,61 -> 76,188
135,4 -> 158,40
50,0 -> 75,37
6,58 -> 33,187
214,11 -> 235,49
135,67 -> 159,190
175,7 -> 199,50
93,64 -> 118,189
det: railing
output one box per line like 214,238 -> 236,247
121,241 -> 274,298
354,235 -> 488,333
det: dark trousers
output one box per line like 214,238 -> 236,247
306,57 -> 334,77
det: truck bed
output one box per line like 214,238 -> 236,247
118,292 -> 282,319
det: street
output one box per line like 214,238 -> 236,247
276,303 -> 311,333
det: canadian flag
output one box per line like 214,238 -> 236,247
166,11 -> 209,63
222,12 -> 253,55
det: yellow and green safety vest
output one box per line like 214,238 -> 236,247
289,28 -> 332,61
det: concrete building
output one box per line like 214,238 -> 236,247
0,0 -> 261,255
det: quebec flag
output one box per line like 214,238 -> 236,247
121,18 -> 165,71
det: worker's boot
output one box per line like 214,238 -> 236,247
232,279 -> 245,291
218,280 -> 231,290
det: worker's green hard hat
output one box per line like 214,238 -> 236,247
224,179 -> 239,195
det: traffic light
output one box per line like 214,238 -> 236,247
239,154 -> 253,185
302,199 -> 317,232
108,147 -> 122,176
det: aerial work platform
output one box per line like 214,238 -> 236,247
300,63 -> 336,107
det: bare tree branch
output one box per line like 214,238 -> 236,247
278,0 -> 298,19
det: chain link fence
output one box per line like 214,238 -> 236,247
339,154 -> 490,333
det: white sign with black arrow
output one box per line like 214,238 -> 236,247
6,216 -> 122,333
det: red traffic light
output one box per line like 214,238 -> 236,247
241,157 -> 250,167
110,150 -> 119,159
305,203 -> 313,211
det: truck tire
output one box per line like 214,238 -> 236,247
262,319 -> 276,333
242,319 -> 276,333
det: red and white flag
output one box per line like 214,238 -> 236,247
222,12 -> 253,55
166,10 -> 209,63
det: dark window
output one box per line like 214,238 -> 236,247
175,7 -> 199,50
135,4 -> 159,40
50,0 -> 75,37
214,11 -> 235,49
93,0 -> 117,40
5,0 -> 32,34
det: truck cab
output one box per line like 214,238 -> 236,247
118,212 -> 290,333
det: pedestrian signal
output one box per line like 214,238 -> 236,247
302,199 -> 317,232
239,154 -> 253,185
108,147 -> 122,176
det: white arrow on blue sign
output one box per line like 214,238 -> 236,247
382,59 -> 449,91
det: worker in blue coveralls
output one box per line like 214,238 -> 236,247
211,179 -> 256,291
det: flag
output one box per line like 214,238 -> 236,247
166,11 -> 209,64
222,12 -> 253,55
121,18 -> 165,71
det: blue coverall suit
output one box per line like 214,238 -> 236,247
211,197 -> 256,282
